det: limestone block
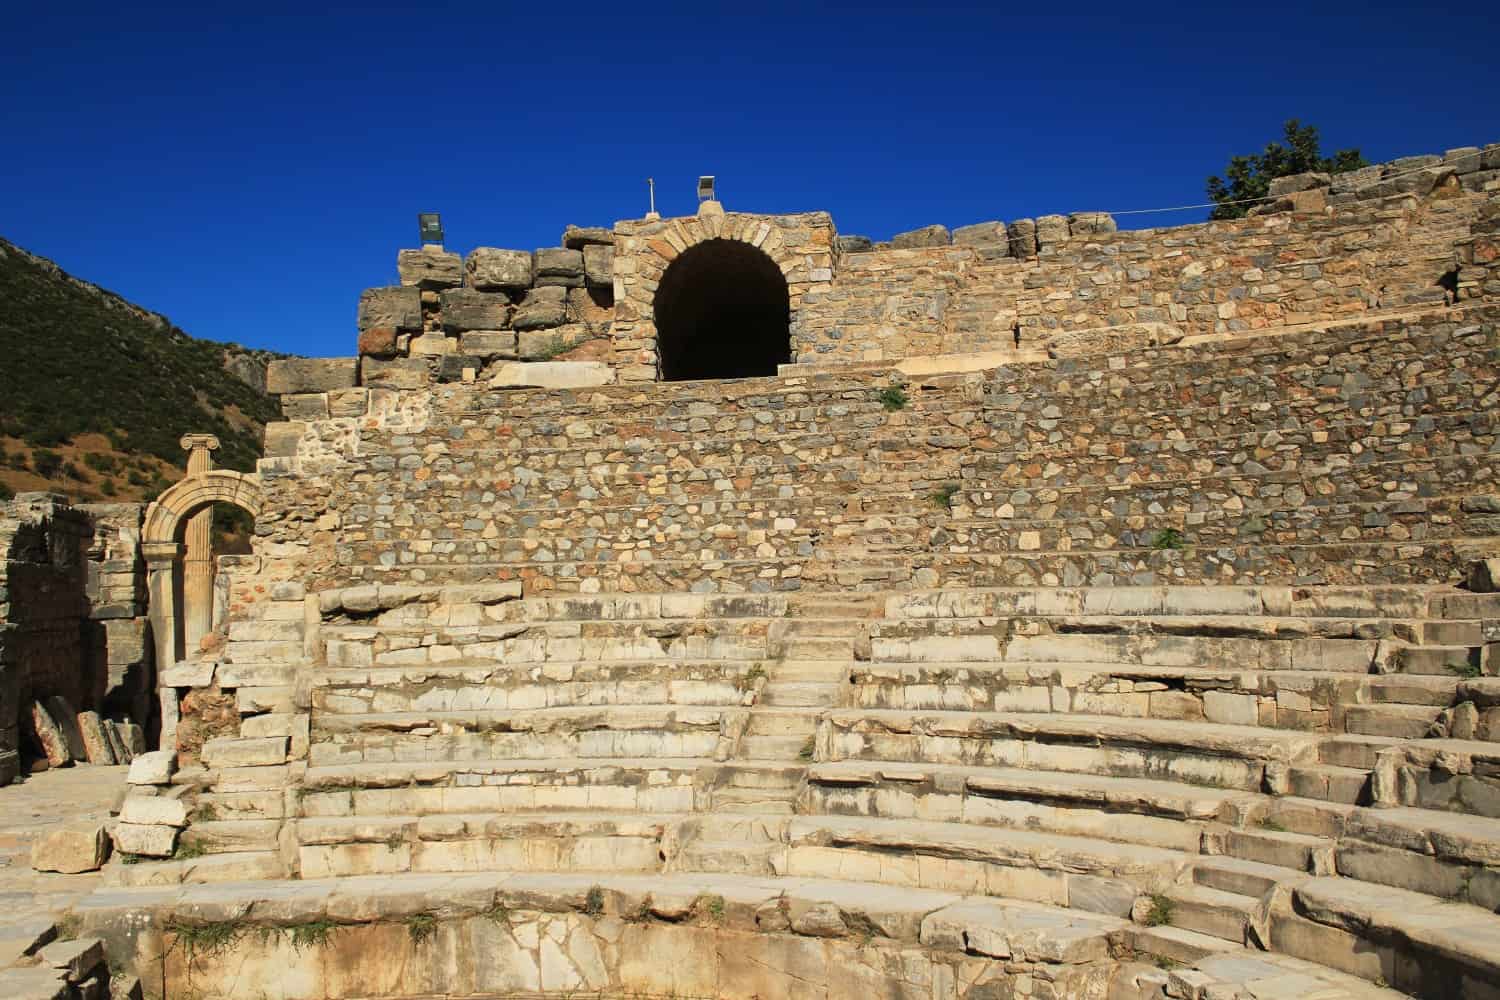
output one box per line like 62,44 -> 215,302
0,966 -> 69,1000
836,235 -> 873,253
128,749 -> 176,785
120,794 -> 188,827
1007,219 -> 1038,258
103,720 -> 131,763
356,286 -> 422,332
266,358 -> 359,395
30,824 -> 109,873
440,289 -> 511,332
38,937 -> 104,982
356,327 -> 399,358
281,393 -> 328,420
1204,691 -> 1259,726
889,225 -> 950,249
159,660 -> 215,687
458,331 -> 518,360
535,247 -> 585,287
118,722 -> 146,756
1329,164 -> 1382,194
513,286 -> 569,330
111,822 -> 176,858
201,736 -> 288,768
328,388 -> 369,417
1045,322 -> 1184,359
397,247 -> 462,289
262,421 -> 306,458
42,696 -> 86,761
27,701 -> 72,768
465,247 -> 533,292
1067,212 -> 1117,236
562,225 -> 615,249
952,221 -> 1008,249
361,357 -> 429,390
519,324 -> 592,360
76,712 -> 116,764
1267,172 -> 1331,197
408,332 -> 453,356
489,362 -> 616,390
582,244 -> 614,289
1035,214 -> 1069,249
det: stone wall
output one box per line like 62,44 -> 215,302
250,304 -> 1500,599
0,494 -> 93,780
76,502 -> 153,732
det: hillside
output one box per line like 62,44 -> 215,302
0,237 -> 287,514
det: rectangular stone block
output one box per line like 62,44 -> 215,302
266,358 -> 358,395
512,286 -> 568,330
952,221 -> 1008,248
357,286 -> 422,332
583,244 -> 614,288
120,794 -> 188,827
465,247 -> 533,291
440,289 -> 511,332
397,247 -> 462,288
76,711 -> 116,764
127,749 -> 176,785
562,225 -> 614,249
535,247 -> 585,287
202,736 -> 288,768
489,361 -> 616,390
111,822 -> 176,858
458,331 -> 518,360
360,357 -> 429,390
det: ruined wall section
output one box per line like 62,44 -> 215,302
75,502 -> 154,731
797,189 -> 1496,364
253,306 -> 1499,603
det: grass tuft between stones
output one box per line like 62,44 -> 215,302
878,386 -> 909,411
1142,894 -> 1175,927
405,913 -> 437,943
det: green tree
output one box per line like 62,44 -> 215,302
1207,120 -> 1368,220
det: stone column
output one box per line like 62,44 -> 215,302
143,541 -> 183,747
179,435 -> 219,655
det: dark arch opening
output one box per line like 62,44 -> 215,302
654,239 -> 791,381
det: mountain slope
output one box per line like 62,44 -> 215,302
0,236 -> 287,505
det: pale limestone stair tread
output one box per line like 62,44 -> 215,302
1122,923 -> 1241,963
744,709 -> 821,736
1287,762 -> 1371,804
768,659 -> 853,681
785,813 -> 1191,874
303,756 -> 719,788
1319,735 -> 1407,768
1294,875 -> 1500,980
737,735 -> 811,757
760,682 -> 840,707
107,850 -> 285,887
827,708 -> 1324,760
805,760 -> 1253,820
298,811 -> 684,844
1223,825 -> 1331,871
1192,855 -> 1307,897
179,819 -> 282,853
312,705 -> 734,731
1163,883 -> 1256,943
1345,806 -> 1500,866
1192,952 -> 1414,1000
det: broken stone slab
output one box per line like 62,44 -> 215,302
489,361 -> 615,390
265,358 -> 359,395
127,750 -> 177,786
835,235 -> 873,253
120,794 -> 188,828
439,289 -> 511,332
512,285 -> 569,330
27,701 -> 73,768
1068,212 -> 1118,236
534,247 -> 585,287
0,916 -> 58,968
1268,172 -> 1332,197
1007,218 -> 1038,258
42,696 -> 86,761
562,225 -> 614,249
37,937 -> 104,982
457,330 -> 518,360
159,660 -> 215,688
0,965 -> 69,1000
118,723 -> 146,757
30,824 -> 110,873
582,244 -> 613,288
356,286 -> 422,332
889,224 -> 950,249
103,720 -> 131,764
76,711 -> 116,764
951,221 -> 1009,248
1044,322 -> 1185,359
111,822 -> 177,858
396,247 -> 462,289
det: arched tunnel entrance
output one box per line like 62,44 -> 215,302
654,239 -> 791,381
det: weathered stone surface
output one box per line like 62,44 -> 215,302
27,701 -> 72,768
1268,172 -> 1332,197
519,324 -> 592,361
465,248 -> 533,291
836,235 -> 873,253
1044,322 -> 1183,359
535,248 -> 585,287
1468,558 -> 1500,593
111,822 -> 176,857
890,225 -> 950,249
1067,212 -> 1117,236
1035,214 -> 1069,249
513,286 -> 569,330
562,226 -> 614,249
357,286 -> 422,332
120,793 -> 188,827
75,711 -> 115,764
1007,218 -> 1037,258
30,824 -> 109,873
266,358 -> 358,395
582,244 -> 613,289
360,357 -> 429,390
952,221 -> 1008,248
201,736 -> 288,768
42,696 -> 86,761
440,289 -> 511,332
489,361 -> 616,389
38,937 -> 104,982
458,331 -> 518,360
397,248 -> 462,289
127,749 -> 176,785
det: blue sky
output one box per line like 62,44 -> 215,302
3,2 -> 1495,357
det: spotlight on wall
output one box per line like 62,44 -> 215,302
418,213 -> 444,247
697,176 -> 716,203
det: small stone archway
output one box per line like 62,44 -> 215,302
142,467 -> 263,674
655,239 -> 791,380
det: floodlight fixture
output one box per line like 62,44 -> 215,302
418,213 -> 444,246
697,176 -> 716,203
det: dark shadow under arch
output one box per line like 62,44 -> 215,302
654,239 -> 791,381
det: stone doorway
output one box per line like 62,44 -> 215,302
654,239 -> 791,381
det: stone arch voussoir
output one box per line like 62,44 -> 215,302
143,470 -> 263,546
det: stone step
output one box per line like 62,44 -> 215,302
1222,825 -> 1332,873
745,709 -> 819,737
711,789 -> 796,814
1319,734 -> 1405,769
769,619 -> 867,639
760,682 -> 840,708
770,659 -> 850,682
1164,884 -> 1255,944
671,839 -> 783,876
1120,924 -> 1241,966
887,585 -> 1440,622
1436,592 -> 1500,619
1345,703 -> 1446,739
1396,644 -> 1482,675
770,637 -> 852,659
178,820 -> 281,855
1419,619 -> 1488,645
1192,855 -> 1298,898
737,735 -> 810,758
720,763 -> 806,789
1257,796 -> 1359,840
1287,763 -> 1370,804
105,850 -> 286,887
